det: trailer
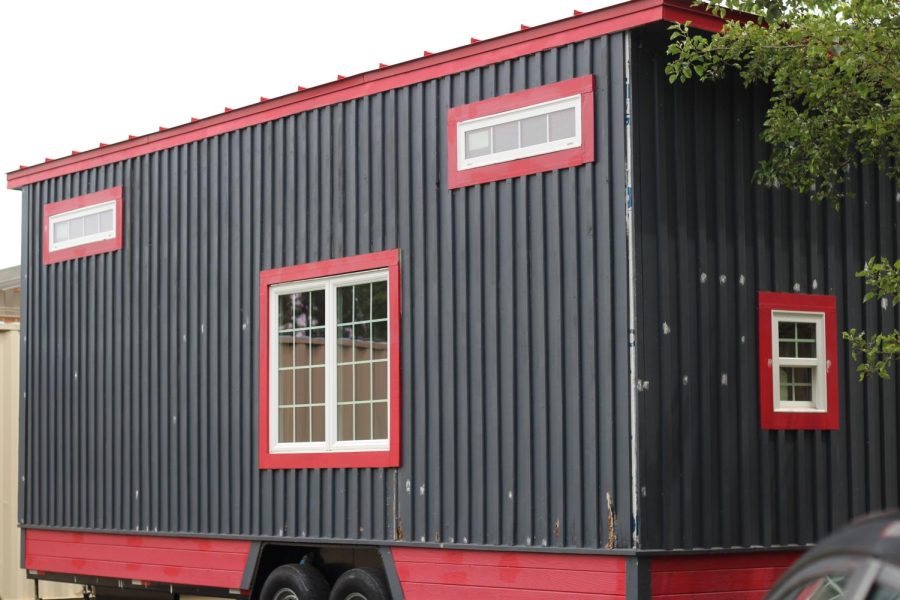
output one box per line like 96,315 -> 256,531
7,1 -> 900,598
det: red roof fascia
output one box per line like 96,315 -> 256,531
7,0 -> 735,190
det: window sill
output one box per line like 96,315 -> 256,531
259,448 -> 399,470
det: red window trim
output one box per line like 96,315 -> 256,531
758,292 -> 839,430
42,186 -> 124,265
447,75 -> 595,189
258,249 -> 401,469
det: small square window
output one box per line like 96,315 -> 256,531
43,187 -> 123,265
758,292 -> 839,430
259,250 -> 401,469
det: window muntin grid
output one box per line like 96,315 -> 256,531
336,280 -> 389,442
276,289 -> 326,444
457,94 -> 582,171
48,200 -> 117,251
269,269 -> 390,454
771,311 -> 827,412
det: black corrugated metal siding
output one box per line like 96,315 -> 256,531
632,26 -> 900,550
20,33 -> 632,550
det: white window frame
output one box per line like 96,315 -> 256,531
771,310 -> 828,413
268,268 -> 390,455
456,93 -> 583,171
48,200 -> 118,252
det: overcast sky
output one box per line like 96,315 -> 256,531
0,0 -> 623,270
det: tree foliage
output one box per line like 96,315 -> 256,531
844,259 -> 900,380
667,0 -> 900,207
667,0 -> 900,379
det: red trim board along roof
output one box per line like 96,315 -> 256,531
7,0 -> 737,190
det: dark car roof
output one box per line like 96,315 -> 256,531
800,512 -> 900,565
769,510 -> 900,597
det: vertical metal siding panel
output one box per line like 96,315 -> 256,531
77,173 -> 87,530
265,120 -> 285,538
134,161 -> 144,529
148,153 -> 159,534
228,132 -> 242,536
177,145 -> 190,534
47,179 -> 56,529
141,154 -> 152,532
539,48 -> 568,551
222,133 -> 234,534
608,34 -> 633,548
406,81 -> 428,543
226,129 -> 241,538
422,79 -> 442,546
246,126 -> 260,537
497,179 -> 516,548
33,181 -> 42,528
19,187 -> 30,530
182,145 -> 195,533
200,141 -> 213,534
209,136 -> 222,535
595,36 -> 618,550
634,31 -> 900,550
158,149 -> 171,533
62,193 -> 72,529
733,84 -> 759,546
575,39 -> 599,551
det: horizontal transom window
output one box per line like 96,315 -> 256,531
49,201 -> 116,251
42,186 -> 124,265
459,95 -> 582,170
447,75 -> 595,189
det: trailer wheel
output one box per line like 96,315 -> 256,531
328,568 -> 391,600
260,563 -> 331,600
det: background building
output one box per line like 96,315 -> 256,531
1,268 -> 79,599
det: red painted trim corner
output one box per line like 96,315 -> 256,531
651,550 -> 802,596
392,547 -> 627,597
758,292 -> 839,430
258,249 -> 402,469
42,187 -> 124,265
24,529 -> 251,590
447,75 -> 595,189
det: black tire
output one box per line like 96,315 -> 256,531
328,567 -> 391,600
259,563 -> 331,600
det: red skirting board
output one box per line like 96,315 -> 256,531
650,551 -> 802,599
391,547 -> 626,599
24,529 -> 251,590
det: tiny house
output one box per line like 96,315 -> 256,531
8,1 -> 899,598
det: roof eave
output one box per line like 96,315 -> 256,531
7,0 -> 739,191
